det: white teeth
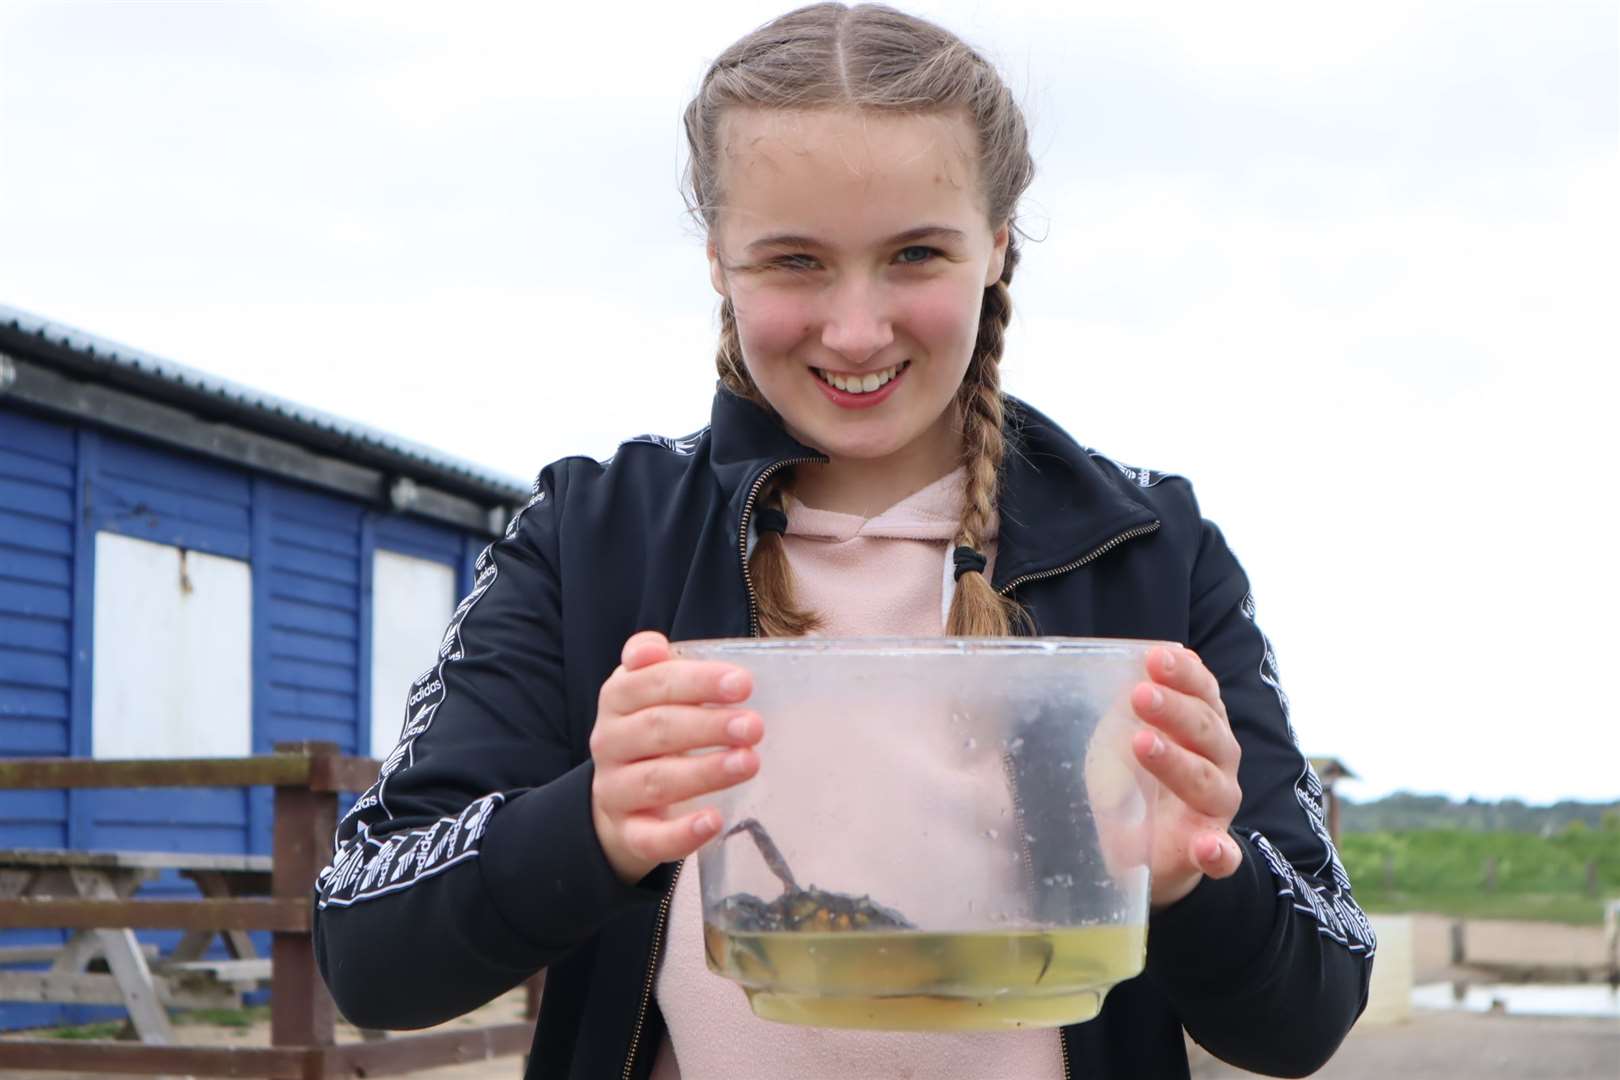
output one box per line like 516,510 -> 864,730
817,361 -> 907,394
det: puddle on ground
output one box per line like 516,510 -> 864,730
1413,982 -> 1620,1019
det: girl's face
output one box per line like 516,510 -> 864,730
709,108 -> 1008,468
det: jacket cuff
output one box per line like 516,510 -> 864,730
478,759 -> 665,950
1145,830 -> 1276,992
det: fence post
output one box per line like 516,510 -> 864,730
1482,856 -> 1498,892
271,740 -> 340,1062
522,972 -> 544,1073
1586,859 -> 1599,898
1449,919 -> 1466,967
1605,901 -> 1619,989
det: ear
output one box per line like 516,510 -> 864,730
984,222 -> 1010,287
707,238 -> 729,298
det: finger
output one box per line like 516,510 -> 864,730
1094,812 -> 1152,882
1132,682 -> 1240,769
1189,830 -> 1244,880
601,658 -> 752,716
1146,645 -> 1222,712
595,746 -> 760,815
1131,728 -> 1241,820
590,705 -> 762,764
618,807 -> 724,865
621,631 -> 672,671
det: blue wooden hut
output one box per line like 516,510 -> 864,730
0,303 -> 530,1029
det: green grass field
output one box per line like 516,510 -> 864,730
1338,825 -> 1620,925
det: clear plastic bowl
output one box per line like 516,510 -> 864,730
671,637 -> 1164,1031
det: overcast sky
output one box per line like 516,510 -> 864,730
2,1 -> 1615,804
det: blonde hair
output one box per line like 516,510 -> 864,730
684,2 -> 1035,637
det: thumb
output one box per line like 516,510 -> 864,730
622,630 -> 671,670
1190,830 -> 1243,881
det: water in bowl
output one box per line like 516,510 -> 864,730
703,922 -> 1147,1030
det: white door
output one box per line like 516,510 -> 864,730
370,550 -> 458,758
92,532 -> 252,759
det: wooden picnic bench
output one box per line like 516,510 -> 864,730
0,847 -> 273,1040
0,741 -> 538,1077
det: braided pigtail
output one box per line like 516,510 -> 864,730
717,300 -> 822,637
745,480 -> 822,638
947,241 -> 1034,637
716,298 -> 750,399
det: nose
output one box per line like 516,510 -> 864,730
819,275 -> 894,366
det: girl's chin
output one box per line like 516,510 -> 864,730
788,422 -> 920,463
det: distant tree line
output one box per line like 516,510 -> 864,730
1340,792 -> 1620,835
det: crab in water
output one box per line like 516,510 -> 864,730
714,818 -> 914,933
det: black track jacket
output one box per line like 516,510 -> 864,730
314,387 -> 1376,1079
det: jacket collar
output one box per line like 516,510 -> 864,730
706,385 -> 1160,591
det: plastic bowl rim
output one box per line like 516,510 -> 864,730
671,635 -> 1179,656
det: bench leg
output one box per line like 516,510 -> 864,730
187,869 -> 260,959
67,868 -> 176,1045
55,871 -> 158,973
168,929 -> 217,963
48,931 -> 106,974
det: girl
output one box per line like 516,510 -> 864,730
315,5 -> 1375,1078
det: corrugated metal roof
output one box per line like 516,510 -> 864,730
0,303 -> 530,503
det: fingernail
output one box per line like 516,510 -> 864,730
1148,687 -> 1165,712
693,814 -> 718,837
1160,649 -> 1176,673
726,714 -> 752,740
1148,734 -> 1166,758
724,750 -> 751,774
720,671 -> 748,698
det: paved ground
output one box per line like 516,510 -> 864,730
1189,1011 -> 1618,1079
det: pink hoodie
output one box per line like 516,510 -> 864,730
650,469 -> 1064,1079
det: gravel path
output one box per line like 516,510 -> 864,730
1190,1010 -> 1618,1079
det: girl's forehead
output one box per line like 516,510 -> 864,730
714,108 -> 987,240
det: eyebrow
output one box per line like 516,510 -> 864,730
744,225 -> 966,253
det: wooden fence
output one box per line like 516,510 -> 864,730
0,741 -> 537,1078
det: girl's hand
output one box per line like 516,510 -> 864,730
1130,645 -> 1244,909
589,631 -> 762,886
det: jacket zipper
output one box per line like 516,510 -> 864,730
621,455 -> 823,1079
620,499 -> 1150,1079
621,860 -> 683,1080
739,455 -> 827,637
996,521 -> 1162,600
1004,752 -> 1038,898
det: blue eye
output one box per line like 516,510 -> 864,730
895,245 -> 940,265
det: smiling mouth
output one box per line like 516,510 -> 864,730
812,360 -> 910,395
